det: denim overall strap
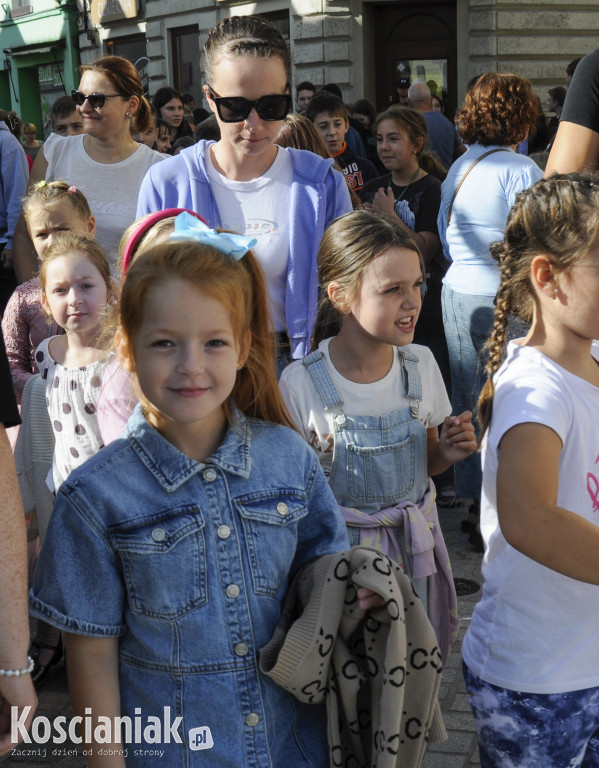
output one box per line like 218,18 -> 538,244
397,348 -> 422,418
302,351 -> 345,412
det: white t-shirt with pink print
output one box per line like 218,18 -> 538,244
463,341 -> 599,694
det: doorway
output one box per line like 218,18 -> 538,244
373,1 -> 457,118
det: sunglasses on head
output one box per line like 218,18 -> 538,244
71,90 -> 123,109
207,87 -> 291,123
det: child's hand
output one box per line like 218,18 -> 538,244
366,187 -> 396,217
438,410 -> 477,464
357,587 -> 386,611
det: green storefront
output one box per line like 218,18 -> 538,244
0,0 -> 79,137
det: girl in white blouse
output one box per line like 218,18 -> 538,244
37,231 -> 115,492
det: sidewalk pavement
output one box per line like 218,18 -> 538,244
1,501 -> 483,767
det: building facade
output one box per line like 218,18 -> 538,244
0,0 -> 80,134
2,0 -> 598,127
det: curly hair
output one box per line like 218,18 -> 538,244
457,73 -> 540,147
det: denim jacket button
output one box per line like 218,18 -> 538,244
203,468 -> 217,482
245,712 -> 260,727
235,642 -> 249,656
217,524 -> 231,539
276,502 -> 288,516
151,528 -> 166,542
335,414 -> 347,427
226,584 -> 240,598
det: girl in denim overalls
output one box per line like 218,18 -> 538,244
30,217 -> 370,768
280,210 -> 477,661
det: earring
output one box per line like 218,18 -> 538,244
126,113 -> 132,120
554,287 -> 559,296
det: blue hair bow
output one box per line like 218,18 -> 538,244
169,212 -> 257,260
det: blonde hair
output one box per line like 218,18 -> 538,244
119,240 -> 295,428
117,214 -> 176,274
23,181 -> 92,226
312,210 -> 423,349
478,172 -> 599,438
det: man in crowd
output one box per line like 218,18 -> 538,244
408,81 -> 463,169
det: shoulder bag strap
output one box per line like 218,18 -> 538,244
447,148 -> 509,224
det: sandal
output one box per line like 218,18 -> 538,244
29,636 -> 63,689
436,484 -> 463,508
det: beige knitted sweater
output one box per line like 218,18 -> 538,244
260,546 -> 447,768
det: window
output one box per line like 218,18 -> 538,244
106,36 -> 149,94
394,58 -> 448,105
171,26 -> 201,107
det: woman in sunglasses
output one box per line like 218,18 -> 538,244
137,15 -> 352,367
12,56 -> 164,279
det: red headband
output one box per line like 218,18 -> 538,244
121,208 -> 208,274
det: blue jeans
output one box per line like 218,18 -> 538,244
441,285 -> 495,500
463,662 -> 599,767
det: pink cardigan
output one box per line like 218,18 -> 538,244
1,278 -> 60,403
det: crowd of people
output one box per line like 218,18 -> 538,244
1,16 -> 599,767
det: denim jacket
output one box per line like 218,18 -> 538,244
30,404 -> 349,767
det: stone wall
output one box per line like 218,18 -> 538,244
80,0 -> 599,107
467,0 -> 598,94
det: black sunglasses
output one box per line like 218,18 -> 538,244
71,90 -> 124,109
207,87 -> 291,123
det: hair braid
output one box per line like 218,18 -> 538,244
477,172 -> 599,441
478,242 -> 514,440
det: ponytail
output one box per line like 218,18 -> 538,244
419,151 -> 447,182
132,95 -> 153,134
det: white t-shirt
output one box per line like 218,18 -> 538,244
462,342 -> 599,693
205,146 -> 291,331
279,338 -> 451,478
44,134 -> 164,272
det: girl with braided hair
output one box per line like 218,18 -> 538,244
462,173 -> 599,767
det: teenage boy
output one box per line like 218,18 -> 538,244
295,81 -> 316,113
306,92 -> 378,193
50,96 -> 84,137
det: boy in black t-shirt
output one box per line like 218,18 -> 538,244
306,93 -> 378,193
